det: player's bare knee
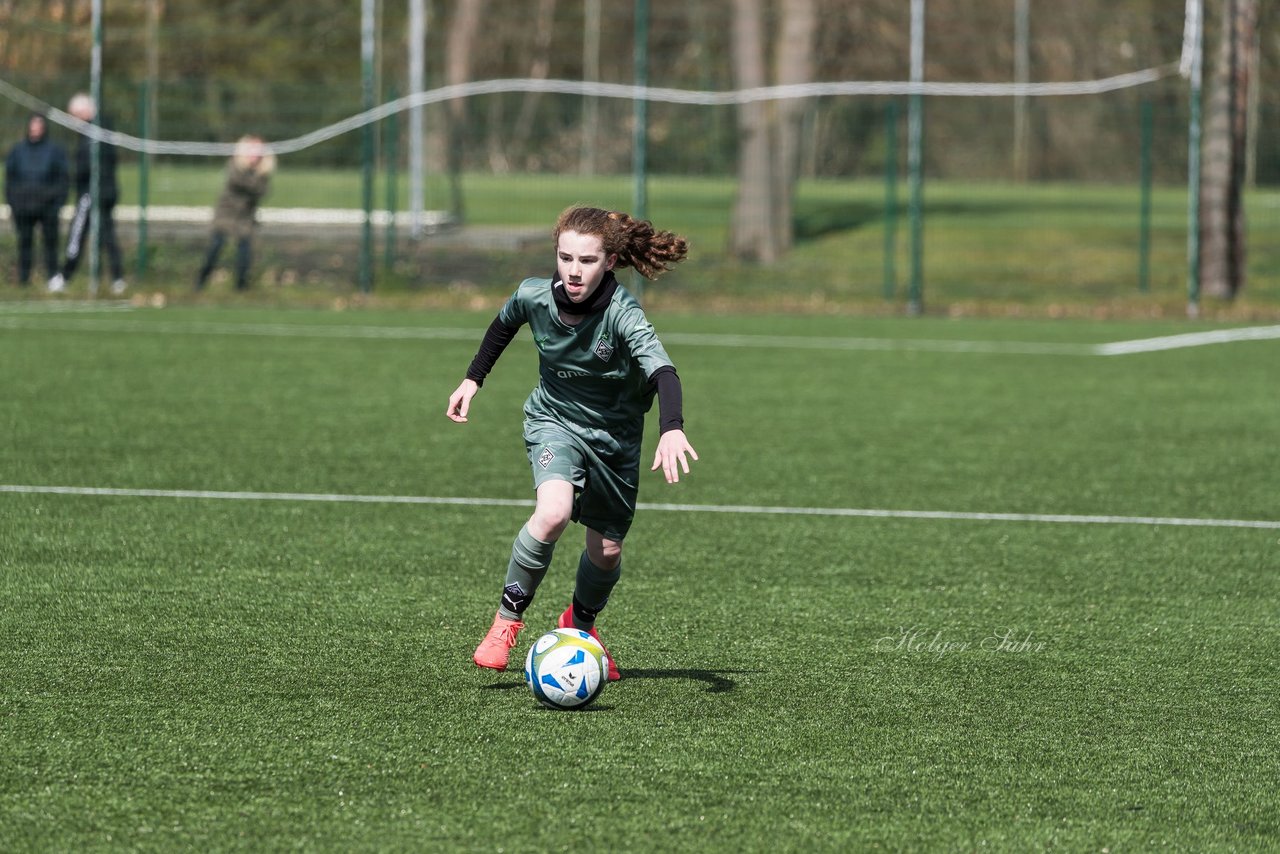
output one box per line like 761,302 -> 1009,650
587,537 -> 622,570
528,506 -> 571,541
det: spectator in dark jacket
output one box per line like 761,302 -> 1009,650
52,93 -> 125,295
4,113 -> 69,288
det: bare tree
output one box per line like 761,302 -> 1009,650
729,0 -> 778,262
512,0 -> 558,145
772,0 -> 816,256
145,0 -> 164,140
729,0 -> 817,263
444,0 -> 486,222
1200,0 -> 1257,300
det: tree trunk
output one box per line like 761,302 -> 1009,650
512,0 -> 557,147
729,0 -> 779,263
729,0 -> 816,263
1200,0 -> 1256,300
1227,0 -> 1257,296
444,0 -> 486,223
771,0 -> 816,255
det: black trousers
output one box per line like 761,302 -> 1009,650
196,231 -> 252,291
63,193 -> 124,281
12,208 -> 60,285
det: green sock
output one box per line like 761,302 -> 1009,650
497,525 -> 555,621
571,550 -> 621,630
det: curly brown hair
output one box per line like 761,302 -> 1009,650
553,206 -> 689,280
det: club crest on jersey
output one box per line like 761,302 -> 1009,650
593,334 -> 614,362
537,447 -> 555,469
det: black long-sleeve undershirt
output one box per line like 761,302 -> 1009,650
464,316 -> 518,386
648,366 -> 683,434
463,317 -> 685,434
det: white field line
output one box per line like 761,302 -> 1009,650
659,331 -> 1094,355
2,484 -> 1277,530
1,314 -> 1279,356
1096,324 -> 1280,355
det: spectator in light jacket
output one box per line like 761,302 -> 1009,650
53,93 -> 126,295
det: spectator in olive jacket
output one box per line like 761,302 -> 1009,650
195,135 -> 275,292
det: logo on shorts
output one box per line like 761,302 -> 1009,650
537,447 -> 555,469
593,335 -> 614,362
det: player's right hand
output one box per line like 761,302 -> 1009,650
446,379 -> 479,422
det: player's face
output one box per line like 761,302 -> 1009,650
556,230 -> 616,303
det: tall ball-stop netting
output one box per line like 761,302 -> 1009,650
0,0 -> 1274,311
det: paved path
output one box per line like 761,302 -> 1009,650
2,204 -> 544,248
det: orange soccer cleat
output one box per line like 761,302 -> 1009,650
473,612 -> 524,671
558,606 -> 621,681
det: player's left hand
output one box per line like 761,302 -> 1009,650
652,429 -> 698,484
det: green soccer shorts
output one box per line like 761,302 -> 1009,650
523,414 -> 642,542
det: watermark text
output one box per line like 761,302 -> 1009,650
875,626 -> 1048,657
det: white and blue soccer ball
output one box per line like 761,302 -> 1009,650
524,628 -> 608,710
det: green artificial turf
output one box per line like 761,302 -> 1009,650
1,305 -> 1276,851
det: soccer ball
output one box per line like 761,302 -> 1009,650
524,628 -> 608,711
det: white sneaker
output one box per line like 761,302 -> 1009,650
110,278 -> 127,295
47,274 -> 66,293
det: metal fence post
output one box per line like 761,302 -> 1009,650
1138,98 -> 1152,293
632,0 -> 650,304
906,0 -> 926,315
136,80 -> 150,280
384,86 -> 399,276
1186,0 -> 1204,317
884,100 -> 899,301
359,0 -> 375,293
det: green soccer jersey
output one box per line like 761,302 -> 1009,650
498,276 -> 674,432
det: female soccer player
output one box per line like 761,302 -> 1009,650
447,205 -> 698,681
